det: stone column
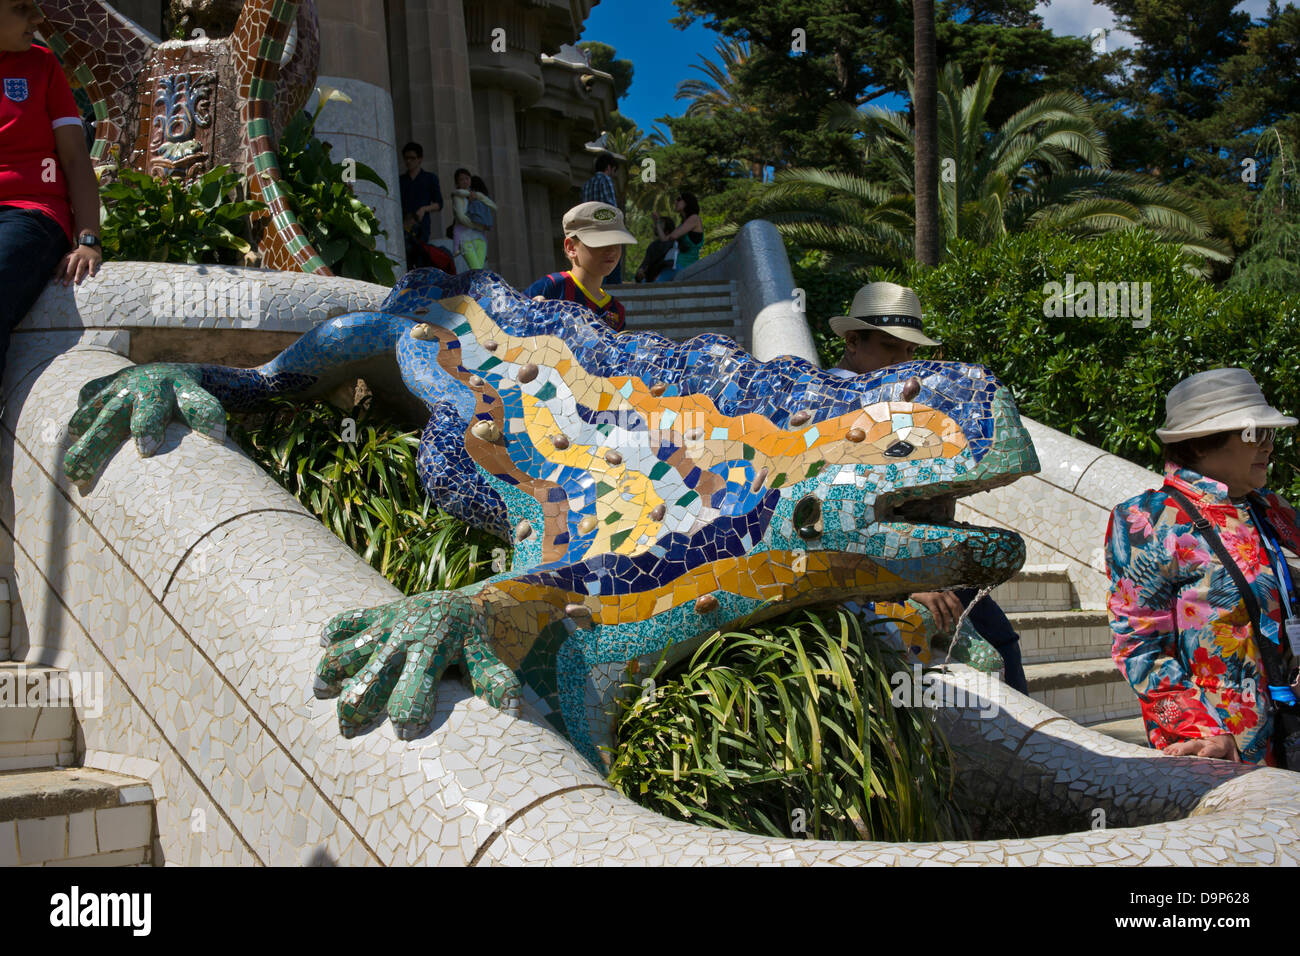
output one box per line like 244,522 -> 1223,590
398,0 -> 478,219
521,179 -> 558,277
523,52 -> 616,280
312,0 -> 403,271
462,0 -> 546,285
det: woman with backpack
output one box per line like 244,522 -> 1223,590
450,168 -> 496,270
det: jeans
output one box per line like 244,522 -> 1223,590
955,587 -> 1028,693
0,206 -> 69,384
654,267 -> 677,282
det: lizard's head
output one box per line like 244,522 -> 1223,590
757,360 -> 1037,605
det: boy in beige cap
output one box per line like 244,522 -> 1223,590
525,201 -> 636,332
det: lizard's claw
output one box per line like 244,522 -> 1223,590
64,364 -> 225,483
315,591 -> 520,738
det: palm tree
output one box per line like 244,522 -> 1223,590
674,37 -> 753,119
725,60 -> 1231,270
674,38 -> 768,180
913,0 -> 940,267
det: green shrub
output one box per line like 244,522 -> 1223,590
276,107 -> 396,285
99,166 -> 265,264
98,107 -> 395,283
229,397 -> 504,595
607,607 -> 970,843
796,230 -> 1300,500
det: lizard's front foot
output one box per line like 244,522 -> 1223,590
314,590 -> 521,738
63,364 -> 225,483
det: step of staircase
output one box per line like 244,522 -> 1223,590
612,280 -> 744,347
0,657 -> 157,865
1085,714 -> 1150,748
988,564 -> 1073,613
1025,658 -> 1141,725
1009,609 -> 1113,664
0,662 -> 76,771
991,564 -> 1141,724
0,768 -> 155,866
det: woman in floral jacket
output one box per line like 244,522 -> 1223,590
1105,368 -> 1300,766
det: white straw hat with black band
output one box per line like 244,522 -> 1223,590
829,281 -> 940,348
1156,367 -> 1297,442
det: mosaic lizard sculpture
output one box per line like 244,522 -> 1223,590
63,269 -> 1039,766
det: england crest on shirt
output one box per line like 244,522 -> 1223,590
3,78 -> 28,102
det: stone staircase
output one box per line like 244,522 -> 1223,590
0,578 -> 157,866
610,280 -> 747,351
989,564 -> 1147,743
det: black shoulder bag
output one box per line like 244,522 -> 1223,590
1163,485 -> 1300,768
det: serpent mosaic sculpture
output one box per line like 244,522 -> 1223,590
62,268 -> 1039,766
41,0 -> 328,273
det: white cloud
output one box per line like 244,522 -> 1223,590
1033,0 -> 1275,51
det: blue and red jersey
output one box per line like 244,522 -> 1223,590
524,271 -> 625,332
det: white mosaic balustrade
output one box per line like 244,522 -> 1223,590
19,262 -> 391,339
954,423 -> 1161,611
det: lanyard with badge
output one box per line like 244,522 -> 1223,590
1165,484 -> 1298,709
1248,500 -> 1300,658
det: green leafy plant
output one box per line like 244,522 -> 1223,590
608,606 -> 970,843
276,93 -> 396,285
99,166 -> 265,264
229,397 -> 504,595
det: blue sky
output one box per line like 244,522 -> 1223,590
580,0 -> 721,135
579,0 -> 1278,136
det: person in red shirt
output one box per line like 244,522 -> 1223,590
0,0 -> 101,381
525,202 -> 634,333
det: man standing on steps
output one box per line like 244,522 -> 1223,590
828,282 -> 1029,693
581,154 -> 623,285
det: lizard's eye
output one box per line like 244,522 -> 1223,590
794,495 -> 822,540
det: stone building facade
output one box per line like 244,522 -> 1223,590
103,0 -> 617,285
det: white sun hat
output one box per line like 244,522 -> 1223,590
829,281 -> 940,347
1156,367 -> 1297,442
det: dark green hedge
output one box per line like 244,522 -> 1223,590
793,232 -> 1300,500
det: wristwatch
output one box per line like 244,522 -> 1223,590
78,233 -> 101,248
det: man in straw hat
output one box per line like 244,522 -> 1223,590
1106,367 -> 1300,765
828,281 -> 940,377
827,282 -> 1028,693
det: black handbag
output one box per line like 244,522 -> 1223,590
1164,484 -> 1300,769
